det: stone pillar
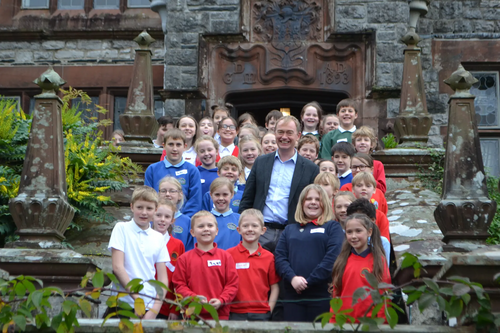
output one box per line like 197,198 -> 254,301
434,65 -> 497,249
8,68 -> 75,249
119,31 -> 156,146
394,0 -> 433,147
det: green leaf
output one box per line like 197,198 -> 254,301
13,315 -> 26,331
106,272 -> 120,287
452,283 -> 471,296
418,293 -> 435,312
102,311 -> 118,325
439,287 -> 454,296
472,285 -> 485,299
377,282 -> 395,289
352,287 -> 369,306
402,286 -> 416,293
446,299 -> 463,318
406,291 -> 422,304
436,295 -> 446,311
119,319 -> 134,333
21,279 -> 36,293
117,310 -> 139,319
118,300 -> 133,311
478,298 -> 491,310
423,278 -> 440,293
330,298 -> 342,313
314,313 -> 333,328
79,299 -> 92,318
363,270 -> 379,289
370,289 -> 382,304
32,290 -> 43,308
106,296 -> 117,307
461,293 -> 471,305
14,281 -> 26,297
401,253 -> 417,269
371,304 -> 383,318
147,279 -> 167,300
126,278 -> 143,292
92,270 -> 104,288
62,300 -> 73,315
447,276 -> 471,285
202,303 -> 220,322
386,307 -> 398,328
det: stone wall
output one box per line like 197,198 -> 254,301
0,39 -> 165,66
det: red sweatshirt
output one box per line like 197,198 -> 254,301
156,236 -> 185,317
172,243 -> 239,320
161,147 -> 239,165
340,183 -> 388,216
330,253 -> 391,323
373,160 -> 387,194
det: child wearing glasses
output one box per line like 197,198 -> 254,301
218,117 -> 239,158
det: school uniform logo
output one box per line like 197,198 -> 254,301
207,260 -> 222,267
370,198 -> 379,209
178,177 -> 186,185
170,251 -> 179,260
227,223 -> 237,230
173,226 -> 183,234
232,200 -> 240,207
360,267 -> 372,278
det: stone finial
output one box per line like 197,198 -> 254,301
32,67 -> 66,95
408,0 -> 430,30
134,30 -> 155,49
401,30 -> 422,47
444,64 -> 479,96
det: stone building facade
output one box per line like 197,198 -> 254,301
1,0 -> 500,175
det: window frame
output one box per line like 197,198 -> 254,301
479,137 -> 500,177
470,70 -> 500,130
126,0 -> 150,9
93,0 -> 119,10
58,0 -> 84,10
21,0 -> 50,9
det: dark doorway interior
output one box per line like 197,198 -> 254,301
226,89 -> 349,127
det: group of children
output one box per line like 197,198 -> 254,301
108,99 -> 396,323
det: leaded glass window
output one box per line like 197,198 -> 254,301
471,72 -> 499,128
480,138 -> 500,177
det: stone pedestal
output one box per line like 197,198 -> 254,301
119,31 -> 157,146
434,65 -> 496,245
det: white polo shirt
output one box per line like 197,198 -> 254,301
108,220 -> 170,309
219,143 -> 235,158
183,146 -> 197,165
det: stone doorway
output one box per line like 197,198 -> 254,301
226,88 -> 349,125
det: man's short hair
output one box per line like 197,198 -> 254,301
298,134 -> 320,153
346,198 -> 376,219
331,142 -> 356,157
265,110 -> 283,124
276,115 -> 301,134
336,99 -> 358,114
239,208 -> 264,228
191,210 -> 218,229
131,186 -> 159,206
164,128 -> 186,145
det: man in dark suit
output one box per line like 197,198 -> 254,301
239,115 -> 319,252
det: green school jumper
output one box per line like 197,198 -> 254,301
319,126 -> 356,159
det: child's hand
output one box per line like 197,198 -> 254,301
208,298 -> 222,310
143,310 -> 158,320
196,295 -> 208,303
291,276 -> 308,293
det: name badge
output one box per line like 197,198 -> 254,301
207,260 -> 221,267
236,262 -> 250,269
201,179 -> 206,183
175,169 -> 188,176
337,138 -> 348,143
311,228 -> 325,234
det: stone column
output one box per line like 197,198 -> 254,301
394,0 -> 433,147
434,65 -> 497,249
8,68 -> 75,249
119,31 -> 157,146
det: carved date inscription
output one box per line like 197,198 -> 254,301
223,61 -> 256,85
319,63 -> 349,86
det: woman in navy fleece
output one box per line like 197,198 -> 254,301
274,184 -> 345,322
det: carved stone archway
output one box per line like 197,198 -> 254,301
200,0 -> 375,122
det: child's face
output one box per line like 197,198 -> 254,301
351,157 -> 372,177
345,218 -> 372,254
159,181 -> 181,204
130,199 -> 156,230
218,119 -> 237,143
354,136 -> 373,154
213,111 -> 227,127
337,107 -> 357,129
334,196 -> 352,225
210,185 -> 233,213
302,106 -> 320,130
323,115 -> 339,134
196,140 -> 217,168
298,143 -> 318,162
238,128 -> 254,139
179,118 -> 196,141
156,124 -> 169,143
353,180 -> 376,199
112,134 -> 124,146
319,161 -> 336,175
320,183 -> 336,201
237,216 -> 266,243
218,164 -> 240,183
164,137 -> 186,164
261,133 -> 278,154
191,216 -> 218,245
266,117 -> 278,131
153,204 -> 174,235
333,152 -> 351,174
240,142 -> 259,167
199,119 -> 215,137
303,189 -> 323,220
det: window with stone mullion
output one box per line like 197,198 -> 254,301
94,0 -> 119,9
127,0 -> 149,8
22,0 -> 49,9
58,0 -> 84,9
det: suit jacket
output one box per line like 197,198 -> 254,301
239,152 -> 320,224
